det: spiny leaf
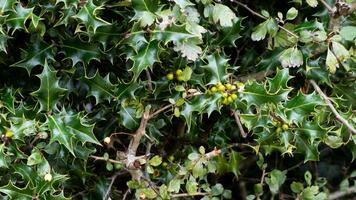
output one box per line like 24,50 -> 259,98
282,92 -> 323,124
80,71 -> 117,104
74,0 -> 110,33
0,182 -> 33,200
129,40 -> 160,81
60,37 -> 102,66
212,3 -> 236,27
31,62 -> 67,112
241,69 -> 292,108
48,110 -> 101,156
202,53 -> 228,85
215,18 -> 243,47
11,40 -> 55,74
173,38 -> 202,61
5,3 -> 34,33
132,0 -> 159,27
0,0 -> 17,13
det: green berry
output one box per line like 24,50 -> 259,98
282,124 -> 289,131
276,127 -> 282,134
226,83 -> 232,90
166,73 -> 174,80
231,93 -> 238,100
227,96 -> 233,103
211,86 -> 217,93
231,85 -> 237,90
177,75 -> 184,81
218,85 -> 226,92
222,92 -> 228,98
176,69 -> 183,76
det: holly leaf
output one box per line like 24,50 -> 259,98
241,69 -> 292,108
202,53 -> 228,85
282,92 -> 323,124
0,182 -> 33,200
74,0 -> 110,33
9,117 -> 37,141
132,0 -> 159,27
173,38 -> 202,61
119,105 -> 139,131
60,37 -> 102,66
0,87 -> 15,114
212,3 -> 236,27
0,27 -> 9,53
279,47 -> 304,68
265,169 -> 286,194
129,40 -> 160,81
0,144 -> 9,168
11,40 -> 55,74
80,71 -> 117,104
5,3 -> 34,33
0,0 -> 17,13
152,24 -> 197,44
214,18 -> 243,47
31,62 -> 67,112
48,110 -> 101,156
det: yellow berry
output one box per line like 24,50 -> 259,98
231,85 -> 237,90
222,92 -> 228,98
227,96 -> 233,103
211,86 -> 217,93
231,93 -> 238,100
176,69 -> 183,76
216,82 -> 222,86
226,83 -> 232,90
177,75 -> 184,81
276,127 -> 282,134
236,82 -> 245,88
104,137 -> 111,144
222,98 -> 229,105
44,173 -> 52,182
5,129 -> 13,138
282,124 -> 289,131
218,85 -> 226,92
166,73 -> 174,80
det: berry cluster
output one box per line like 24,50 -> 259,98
208,82 -> 244,105
272,120 -> 289,134
166,69 -> 184,82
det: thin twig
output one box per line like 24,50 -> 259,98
318,0 -> 334,13
232,0 -> 299,38
146,70 -> 153,91
260,168 -> 266,184
310,80 -> 356,134
233,110 -> 247,138
171,192 -> 208,198
103,171 -> 126,200
90,155 -> 124,164
329,187 -> 356,200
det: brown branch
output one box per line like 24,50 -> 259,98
318,0 -> 334,13
146,70 -> 153,91
329,187 -> 356,200
127,110 -> 150,156
232,110 -> 247,138
309,80 -> 356,134
232,0 -> 299,38
171,192 -> 208,198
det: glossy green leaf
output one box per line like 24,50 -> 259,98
31,63 -> 67,112
11,40 -> 55,74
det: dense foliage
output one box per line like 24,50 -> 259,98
0,0 -> 356,199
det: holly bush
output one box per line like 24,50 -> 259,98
0,0 -> 356,199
